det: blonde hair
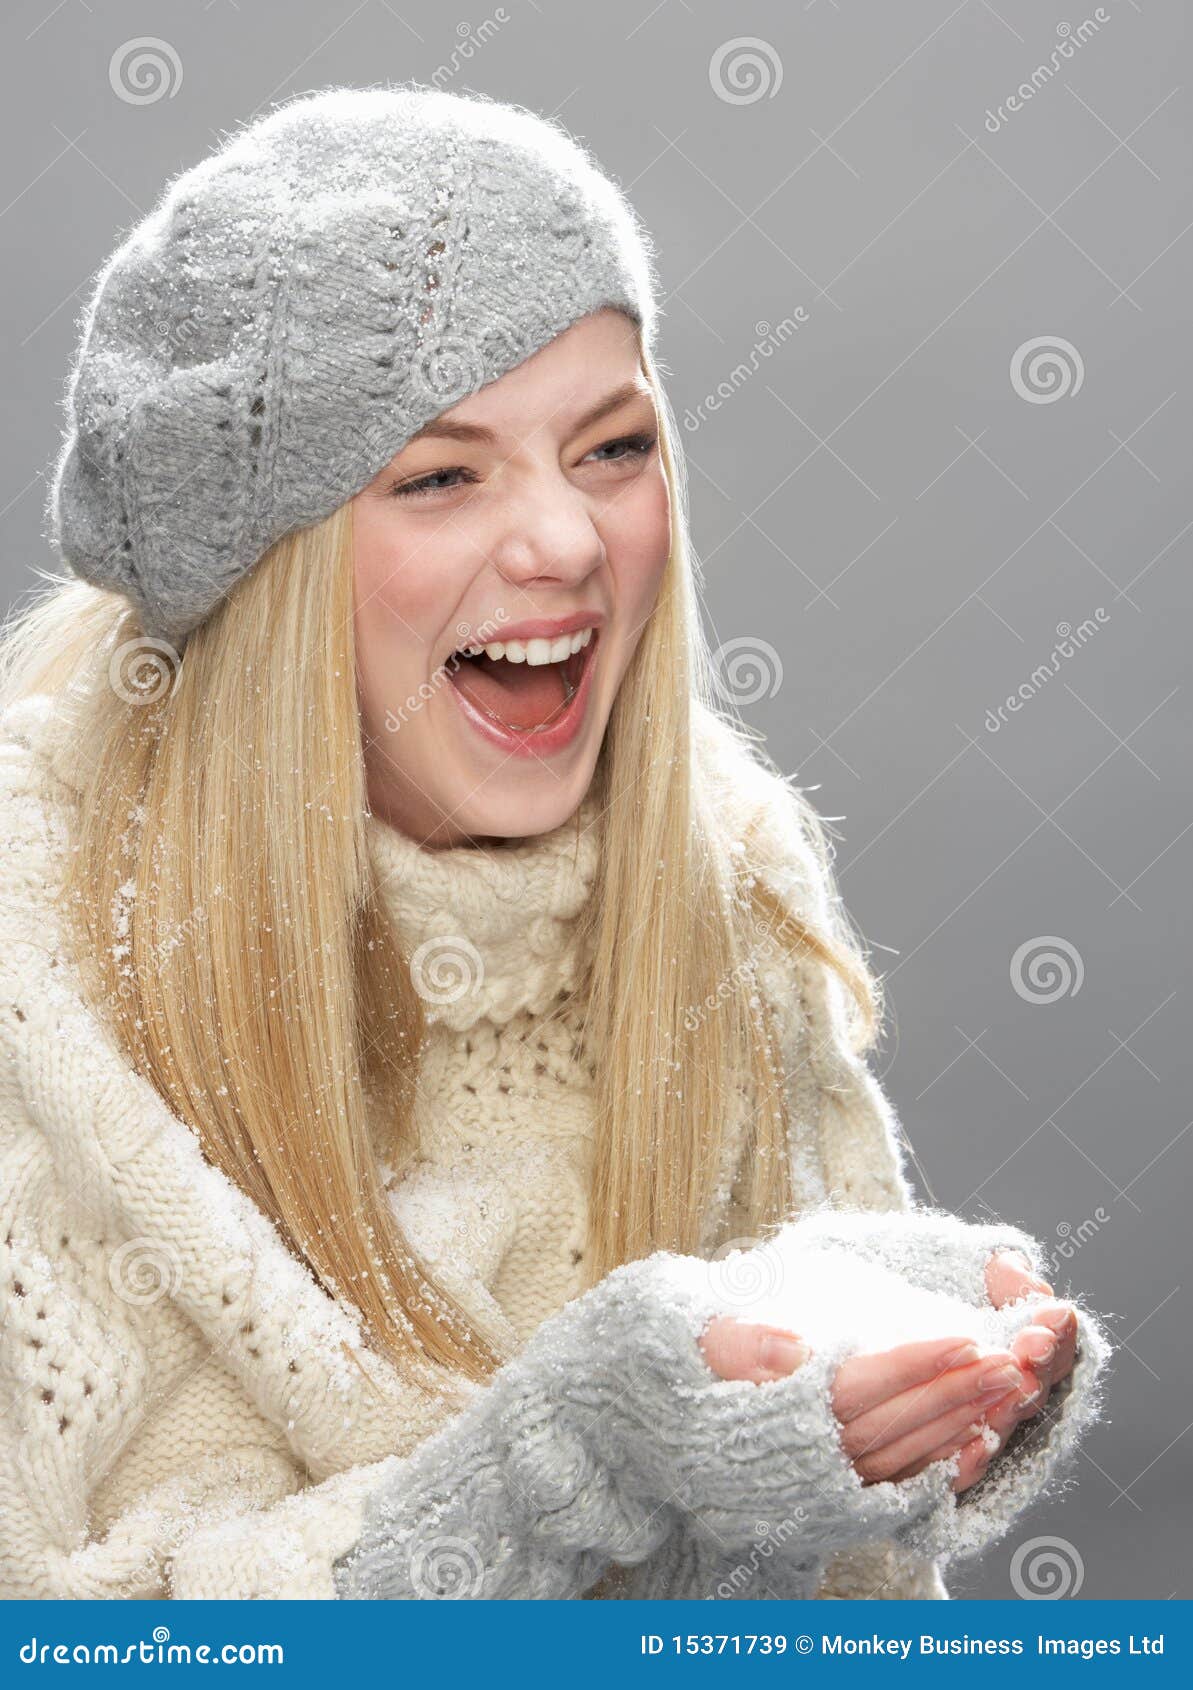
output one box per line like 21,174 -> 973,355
0,339 -> 879,1396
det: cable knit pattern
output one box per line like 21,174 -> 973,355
0,689 -> 1109,1600
362,789 -> 604,1356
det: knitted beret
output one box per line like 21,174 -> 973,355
44,83 -> 660,646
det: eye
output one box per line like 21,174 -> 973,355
385,430 -> 658,501
387,465 -> 479,501
583,430 -> 658,466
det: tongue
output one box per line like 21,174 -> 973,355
451,653 -> 570,730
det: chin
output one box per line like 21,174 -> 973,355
454,762 -> 598,844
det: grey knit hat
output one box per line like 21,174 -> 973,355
45,83 -> 660,646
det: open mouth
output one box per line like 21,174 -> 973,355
447,627 -> 597,734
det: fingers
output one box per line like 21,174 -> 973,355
698,1316 -> 810,1383
1012,1301 -> 1079,1406
831,1337 -> 982,1422
891,1424 -> 996,1488
851,1390 -> 1019,1485
951,1432 -> 999,1493
985,1248 -> 1053,1309
1029,1301 -> 1079,1383
838,1354 -> 1024,1456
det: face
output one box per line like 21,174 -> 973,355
352,307 -> 671,847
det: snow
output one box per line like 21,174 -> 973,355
707,1238 -> 1007,1357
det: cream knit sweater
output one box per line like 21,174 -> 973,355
0,688 -> 1103,1600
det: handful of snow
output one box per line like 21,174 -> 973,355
707,1236 -> 1020,1361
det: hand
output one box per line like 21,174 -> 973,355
699,1318 -> 1033,1495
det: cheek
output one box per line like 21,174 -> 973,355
352,504 -> 461,669
605,468 -> 671,624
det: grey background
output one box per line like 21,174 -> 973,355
3,0 -> 1188,1601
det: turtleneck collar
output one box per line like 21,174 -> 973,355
365,787 -> 603,1032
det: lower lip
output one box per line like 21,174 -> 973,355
448,633 -> 600,759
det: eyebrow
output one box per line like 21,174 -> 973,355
407,378 -> 654,448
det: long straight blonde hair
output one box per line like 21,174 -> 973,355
0,338 -> 880,1393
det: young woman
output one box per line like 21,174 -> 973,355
0,84 -> 1107,1601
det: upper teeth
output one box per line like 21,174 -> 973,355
459,627 -> 594,665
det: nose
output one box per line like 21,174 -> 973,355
488,475 -> 606,592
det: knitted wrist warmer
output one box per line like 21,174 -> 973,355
333,1236 -> 972,1600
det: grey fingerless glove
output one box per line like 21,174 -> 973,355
331,1243 -> 959,1599
596,1211 -> 1112,1600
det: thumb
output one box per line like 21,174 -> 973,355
699,1314 -> 811,1382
